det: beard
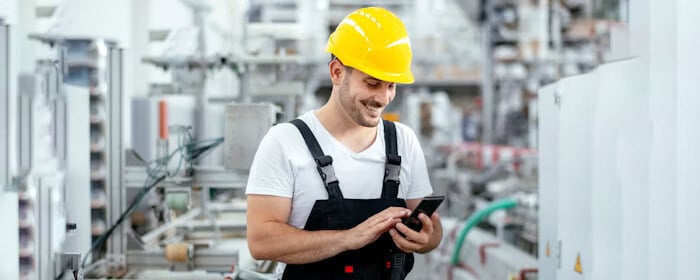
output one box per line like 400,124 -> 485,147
338,76 -> 383,127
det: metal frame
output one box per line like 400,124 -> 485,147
0,21 -> 19,278
51,58 -> 66,165
139,208 -> 202,246
175,219 -> 246,232
16,65 -> 67,280
105,45 -> 127,271
17,75 -> 34,173
0,23 -> 9,191
481,21 -> 494,145
36,175 -> 58,280
125,166 -> 248,189
126,248 -> 238,272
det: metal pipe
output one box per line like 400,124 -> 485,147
126,247 -> 238,272
0,23 -> 9,191
451,198 -> 518,265
481,22 -> 494,144
141,208 -> 201,245
105,45 -> 127,267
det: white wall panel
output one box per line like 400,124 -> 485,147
539,57 -> 658,280
537,82 -> 559,280
647,1 -> 677,278
675,1 -> 700,279
613,61 -> 652,280
589,60 -> 627,280
540,1 -> 700,278
555,73 -> 595,280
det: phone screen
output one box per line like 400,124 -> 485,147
402,196 -> 444,232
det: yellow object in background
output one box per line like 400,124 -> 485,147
574,253 -> 583,274
165,243 -> 191,263
382,112 -> 400,122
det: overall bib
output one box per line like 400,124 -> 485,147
282,119 -> 414,280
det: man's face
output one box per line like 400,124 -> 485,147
337,67 -> 396,127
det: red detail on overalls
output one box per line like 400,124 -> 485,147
344,266 -> 353,273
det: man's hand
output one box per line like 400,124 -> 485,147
389,212 -> 441,253
343,207 -> 410,251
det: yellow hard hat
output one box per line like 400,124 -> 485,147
326,7 -> 415,84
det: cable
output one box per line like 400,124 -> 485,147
81,175 -> 166,268
81,135 -> 225,269
80,258 -> 107,276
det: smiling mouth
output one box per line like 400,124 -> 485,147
362,101 -> 382,116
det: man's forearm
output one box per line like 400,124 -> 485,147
248,221 -> 349,264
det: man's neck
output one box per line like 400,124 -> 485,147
315,102 -> 378,153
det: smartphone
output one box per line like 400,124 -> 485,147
402,196 -> 444,232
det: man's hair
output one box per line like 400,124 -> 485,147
330,54 -> 353,73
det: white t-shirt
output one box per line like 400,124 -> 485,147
245,111 -> 433,229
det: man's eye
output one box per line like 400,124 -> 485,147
367,82 -> 379,87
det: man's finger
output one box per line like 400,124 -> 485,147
396,222 -> 429,245
375,209 -> 408,223
389,229 -> 421,252
417,213 -> 433,234
375,217 -> 400,232
382,207 -> 409,216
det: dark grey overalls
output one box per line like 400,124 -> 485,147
281,119 -> 414,280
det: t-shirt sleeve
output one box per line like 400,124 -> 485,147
401,124 -> 434,199
245,126 -> 295,198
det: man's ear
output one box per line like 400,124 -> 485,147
329,60 -> 345,86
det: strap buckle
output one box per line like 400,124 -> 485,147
317,164 -> 338,185
315,156 -> 338,186
315,155 -> 333,167
384,163 -> 401,183
387,154 -> 402,165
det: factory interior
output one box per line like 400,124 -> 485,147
1,0 -> 699,279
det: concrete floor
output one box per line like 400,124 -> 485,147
407,253 -> 430,280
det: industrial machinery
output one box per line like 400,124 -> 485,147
94,102 -> 279,279
1,29 -> 279,278
26,33 -> 125,276
1,28 -> 271,279
16,59 -> 66,280
0,21 -> 21,280
0,28 -> 109,279
425,142 -> 539,280
72,1 -> 315,278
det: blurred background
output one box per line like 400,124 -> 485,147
0,0 -> 698,279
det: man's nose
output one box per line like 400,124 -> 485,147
372,86 -> 393,106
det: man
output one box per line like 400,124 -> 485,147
245,7 -> 442,280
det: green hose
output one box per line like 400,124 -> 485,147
450,198 -> 518,265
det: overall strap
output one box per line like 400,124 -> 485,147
290,119 -> 343,200
381,120 -> 402,199
382,121 -> 409,280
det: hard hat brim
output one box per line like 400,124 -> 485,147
326,48 -> 415,84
